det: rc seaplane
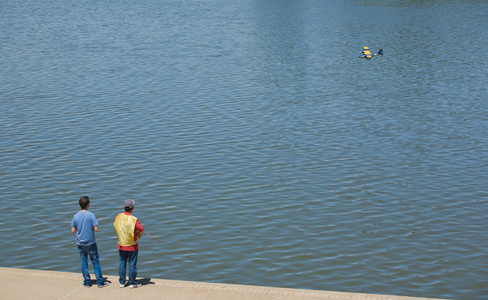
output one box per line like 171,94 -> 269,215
359,47 -> 383,60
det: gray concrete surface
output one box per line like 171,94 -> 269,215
0,267 -> 447,300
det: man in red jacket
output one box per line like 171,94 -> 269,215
114,199 -> 144,288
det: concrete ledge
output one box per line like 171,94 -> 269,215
0,267 -> 447,300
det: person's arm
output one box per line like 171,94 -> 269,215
135,220 -> 144,238
71,217 -> 77,233
91,213 -> 99,232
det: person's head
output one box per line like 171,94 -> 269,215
124,199 -> 135,212
79,196 -> 90,210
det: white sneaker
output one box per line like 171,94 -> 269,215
98,282 -> 110,288
120,283 -> 126,288
129,283 -> 142,288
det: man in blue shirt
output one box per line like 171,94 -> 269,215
71,196 -> 109,288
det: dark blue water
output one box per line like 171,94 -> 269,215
1,0 -> 487,299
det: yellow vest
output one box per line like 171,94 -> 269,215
114,213 -> 138,246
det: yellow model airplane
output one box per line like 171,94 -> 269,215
360,46 -> 383,60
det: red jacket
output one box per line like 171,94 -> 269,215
114,212 -> 144,251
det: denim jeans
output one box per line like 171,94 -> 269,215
119,250 -> 138,285
77,243 -> 104,286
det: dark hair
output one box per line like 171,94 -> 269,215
124,206 -> 133,212
79,196 -> 90,209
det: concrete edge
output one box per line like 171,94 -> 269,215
0,267 -> 448,300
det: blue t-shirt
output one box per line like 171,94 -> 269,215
71,211 -> 99,246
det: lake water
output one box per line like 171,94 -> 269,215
1,0 -> 487,299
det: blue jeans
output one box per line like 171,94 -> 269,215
119,250 -> 138,285
77,244 -> 104,286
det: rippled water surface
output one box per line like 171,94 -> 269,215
1,0 -> 487,299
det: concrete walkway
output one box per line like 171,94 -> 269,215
1,267 -> 447,300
